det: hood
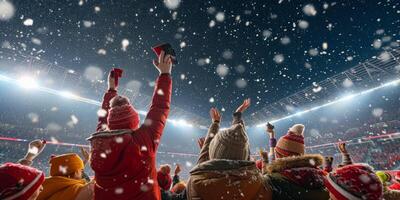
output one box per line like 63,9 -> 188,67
189,159 -> 271,200
87,129 -> 134,173
267,154 -> 324,174
37,176 -> 86,200
190,159 -> 255,174
267,154 -> 325,190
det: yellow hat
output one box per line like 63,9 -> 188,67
49,153 -> 84,176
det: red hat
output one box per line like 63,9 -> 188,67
324,164 -> 383,200
0,163 -> 45,200
275,124 -> 305,158
107,96 -> 140,130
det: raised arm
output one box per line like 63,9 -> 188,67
338,142 -> 353,167
140,50 -> 173,144
96,71 -> 118,131
197,108 -> 221,164
18,139 -> 46,166
232,98 -> 250,125
266,123 -> 276,162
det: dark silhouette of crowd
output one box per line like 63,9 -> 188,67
1,50 -> 400,200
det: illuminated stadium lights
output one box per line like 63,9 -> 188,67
169,119 -> 194,128
0,73 -> 194,128
60,91 -> 77,99
257,79 -> 400,127
17,76 -> 39,89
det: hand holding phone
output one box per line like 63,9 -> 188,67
152,43 -> 178,64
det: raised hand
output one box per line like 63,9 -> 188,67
23,139 -> 46,163
338,142 -> 348,154
80,146 -> 90,165
174,164 -> 181,175
108,70 -> 116,90
153,50 -> 173,74
197,137 -> 205,149
209,108 -> 221,123
235,98 -> 251,113
266,122 -> 275,138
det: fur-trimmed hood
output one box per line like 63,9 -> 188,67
267,154 -> 324,174
188,159 -> 273,200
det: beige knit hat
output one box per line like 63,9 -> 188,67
208,123 -> 250,160
275,124 -> 305,158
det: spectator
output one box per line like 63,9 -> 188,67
88,50 -> 173,200
264,124 -> 330,200
324,164 -> 383,200
389,171 -> 400,191
159,164 -> 186,200
376,171 -> 400,200
187,100 -> 273,200
36,153 -> 94,200
0,140 -> 46,200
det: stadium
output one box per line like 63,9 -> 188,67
0,1 -> 400,200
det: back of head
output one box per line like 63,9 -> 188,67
0,162 -> 44,200
324,164 -> 383,200
275,124 -> 305,158
157,165 -> 172,191
107,95 -> 140,130
171,181 -> 186,194
209,123 -> 250,160
49,153 -> 84,177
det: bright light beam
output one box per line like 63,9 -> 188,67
17,76 -> 39,89
256,79 -> 400,127
0,73 -> 194,128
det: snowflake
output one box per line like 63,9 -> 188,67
23,18 -> 34,26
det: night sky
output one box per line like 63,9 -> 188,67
1,0 -> 399,119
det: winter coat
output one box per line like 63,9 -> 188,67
37,176 -> 91,200
88,74 -> 172,200
187,117 -> 272,200
264,154 -> 330,200
187,159 -> 272,200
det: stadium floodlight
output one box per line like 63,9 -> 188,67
256,78 -> 400,127
169,119 -> 193,128
17,76 -> 39,89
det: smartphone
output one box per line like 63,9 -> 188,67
152,43 -> 178,64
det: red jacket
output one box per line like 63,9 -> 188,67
88,74 -> 172,200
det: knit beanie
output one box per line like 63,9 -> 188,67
0,163 -> 45,200
171,181 -> 186,194
275,124 -> 305,158
209,123 -> 250,160
49,154 -> 84,177
324,164 -> 383,200
107,96 -> 140,130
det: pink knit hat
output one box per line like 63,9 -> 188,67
0,163 -> 45,200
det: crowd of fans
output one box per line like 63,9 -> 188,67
0,52 -> 399,200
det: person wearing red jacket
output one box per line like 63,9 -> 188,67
88,50 -> 173,200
